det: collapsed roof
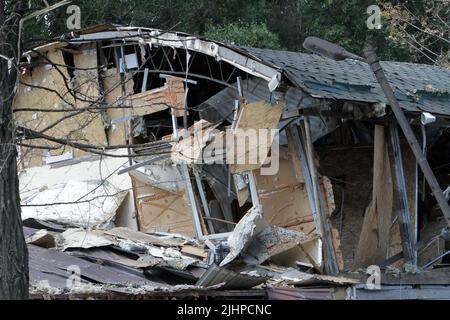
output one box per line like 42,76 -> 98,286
15,24 -> 450,299
26,24 -> 450,116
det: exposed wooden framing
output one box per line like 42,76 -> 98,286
160,47 -> 174,72
354,124 -> 393,267
364,46 -> 450,228
299,119 -> 339,274
247,171 -> 260,207
193,167 -> 215,233
200,232 -> 233,240
288,124 -> 320,229
382,230 -> 445,267
114,44 -> 133,165
203,216 -> 237,226
423,250 -> 450,269
389,122 -> 416,266
414,161 -> 419,264
180,163 -> 203,239
141,68 -> 149,92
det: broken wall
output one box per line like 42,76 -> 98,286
14,45 -> 108,168
129,170 -> 195,237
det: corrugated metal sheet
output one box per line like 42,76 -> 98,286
240,47 -> 450,116
29,244 -> 168,289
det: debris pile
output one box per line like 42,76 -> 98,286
14,25 -> 450,299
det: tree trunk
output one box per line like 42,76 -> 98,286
0,0 -> 29,300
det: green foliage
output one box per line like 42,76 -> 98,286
204,22 -> 282,49
20,0 -> 427,63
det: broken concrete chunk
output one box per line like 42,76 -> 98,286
244,226 -> 317,266
220,204 -> 317,267
137,254 -> 162,267
219,205 -> 266,267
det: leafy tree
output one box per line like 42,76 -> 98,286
267,0 -> 412,60
383,0 -> 450,67
21,1 -> 439,69
204,22 -> 282,49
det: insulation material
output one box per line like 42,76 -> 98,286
14,46 -> 108,168
129,170 -> 196,237
18,150 -> 138,231
230,101 -> 284,173
21,180 -> 126,228
128,76 -> 185,117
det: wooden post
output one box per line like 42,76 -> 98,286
364,45 -> 450,228
300,118 -> 339,274
355,125 -> 393,267
389,122 -> 416,266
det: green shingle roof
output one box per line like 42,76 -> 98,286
240,47 -> 450,116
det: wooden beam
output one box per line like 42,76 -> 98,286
300,118 -> 339,274
389,123 -> 416,266
354,124 -> 393,268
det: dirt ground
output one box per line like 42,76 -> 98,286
317,146 -> 374,271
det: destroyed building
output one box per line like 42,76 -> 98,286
14,24 -> 450,299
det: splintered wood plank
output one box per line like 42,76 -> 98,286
127,76 -> 185,117
102,68 -> 134,146
181,245 -> 208,259
354,125 -> 393,268
388,138 -> 417,266
231,101 -> 283,173
254,155 -> 314,234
